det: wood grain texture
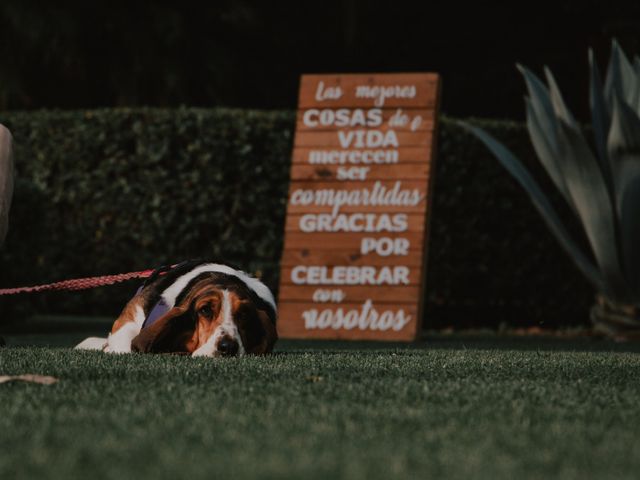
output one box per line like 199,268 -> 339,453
277,301 -> 419,341
298,73 -> 439,109
291,146 -> 430,165
294,130 -> 432,148
278,72 -> 440,342
278,285 -> 422,303
280,265 -> 423,286
285,213 -> 427,233
283,231 -> 425,250
295,108 -> 435,132
280,249 -> 423,267
289,164 -> 430,181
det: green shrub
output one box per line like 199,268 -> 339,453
0,108 -> 593,327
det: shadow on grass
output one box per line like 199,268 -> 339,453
278,335 -> 640,354
3,315 -> 640,353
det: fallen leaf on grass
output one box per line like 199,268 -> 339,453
0,374 -> 59,385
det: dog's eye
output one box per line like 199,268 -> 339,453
198,305 -> 213,318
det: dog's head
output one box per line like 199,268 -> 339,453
131,278 -> 277,357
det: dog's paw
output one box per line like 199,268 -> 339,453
104,339 -> 132,354
104,323 -> 142,354
75,337 -> 108,351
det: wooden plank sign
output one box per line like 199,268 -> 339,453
278,73 -> 440,341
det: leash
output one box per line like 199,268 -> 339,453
0,268 -> 159,296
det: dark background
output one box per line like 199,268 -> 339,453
0,1 -> 638,329
1,0 -> 639,119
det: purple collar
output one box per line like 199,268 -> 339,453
142,298 -> 170,329
135,286 -> 171,329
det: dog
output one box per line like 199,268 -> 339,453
75,260 -> 277,356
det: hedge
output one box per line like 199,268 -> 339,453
0,108 -> 594,328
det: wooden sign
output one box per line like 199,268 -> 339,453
278,73 -> 440,341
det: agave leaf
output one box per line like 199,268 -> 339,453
541,67 -> 624,296
605,39 -> 639,112
517,65 -> 559,149
608,96 -> 640,298
459,121 -> 605,292
634,56 -> 640,114
524,97 -> 576,213
589,49 -> 613,185
544,67 -> 578,128
554,119 -> 628,301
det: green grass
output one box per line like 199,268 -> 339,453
1,335 -> 640,479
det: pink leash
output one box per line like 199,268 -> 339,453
0,269 -> 157,296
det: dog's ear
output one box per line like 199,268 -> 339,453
246,309 -> 278,355
131,305 -> 195,354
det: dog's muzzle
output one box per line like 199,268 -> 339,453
217,336 -> 239,356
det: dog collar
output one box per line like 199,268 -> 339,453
142,297 -> 170,329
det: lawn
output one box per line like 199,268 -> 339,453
1,328 -> 640,479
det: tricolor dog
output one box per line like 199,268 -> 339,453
76,260 -> 278,356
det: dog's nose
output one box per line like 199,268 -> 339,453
217,337 -> 239,356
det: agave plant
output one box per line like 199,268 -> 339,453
462,41 -> 640,337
